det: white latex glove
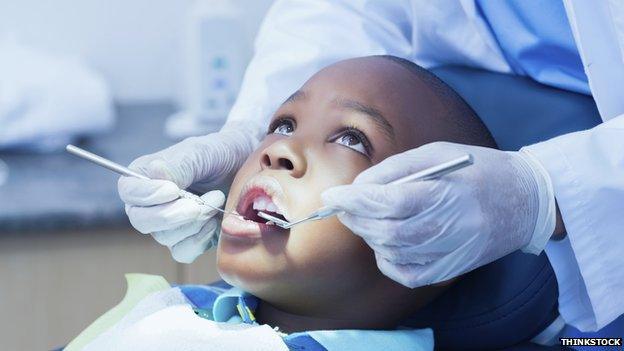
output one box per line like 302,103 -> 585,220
118,122 -> 262,263
322,142 -> 557,288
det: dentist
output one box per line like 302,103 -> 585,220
118,0 -> 624,333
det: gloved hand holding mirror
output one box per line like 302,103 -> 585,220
117,123 -> 262,263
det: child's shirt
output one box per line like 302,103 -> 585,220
181,282 -> 434,351
69,274 -> 433,351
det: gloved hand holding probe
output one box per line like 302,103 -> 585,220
322,142 -> 558,288
117,122 -> 262,263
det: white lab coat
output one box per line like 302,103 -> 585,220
225,0 -> 624,332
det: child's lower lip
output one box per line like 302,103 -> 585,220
221,213 -> 287,239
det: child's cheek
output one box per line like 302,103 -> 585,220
287,217 -> 371,277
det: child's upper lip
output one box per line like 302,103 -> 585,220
236,175 -> 289,219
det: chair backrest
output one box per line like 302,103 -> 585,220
402,66 -> 602,350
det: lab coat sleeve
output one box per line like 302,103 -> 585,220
524,114 -> 624,332
224,0 -> 414,129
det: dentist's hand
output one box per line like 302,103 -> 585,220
118,123 -> 261,263
322,142 -> 557,288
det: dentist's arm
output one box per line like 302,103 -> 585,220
227,0 -> 414,128
322,116 -> 624,332
524,115 -> 624,332
118,0 -> 414,263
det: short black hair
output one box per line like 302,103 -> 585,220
376,55 -> 497,148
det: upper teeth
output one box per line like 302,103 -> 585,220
252,195 -> 281,214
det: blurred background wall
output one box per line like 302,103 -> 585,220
0,0 -> 273,102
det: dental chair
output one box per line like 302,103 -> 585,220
398,66 -> 602,350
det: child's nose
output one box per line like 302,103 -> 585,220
260,141 -> 306,178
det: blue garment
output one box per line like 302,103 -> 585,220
180,284 -> 434,351
476,0 -> 590,95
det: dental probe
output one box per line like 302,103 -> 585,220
258,154 -> 474,229
65,145 -> 237,216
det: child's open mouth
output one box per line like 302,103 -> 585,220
240,191 -> 288,224
221,176 -> 289,240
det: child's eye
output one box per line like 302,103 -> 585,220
333,128 -> 372,157
269,118 -> 295,136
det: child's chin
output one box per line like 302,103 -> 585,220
216,268 -> 249,289
217,260 -> 280,291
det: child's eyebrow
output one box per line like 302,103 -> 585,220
334,98 -> 395,139
283,90 -> 307,104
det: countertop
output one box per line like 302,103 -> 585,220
0,103 -> 180,232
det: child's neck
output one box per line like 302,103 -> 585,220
255,300 -> 381,333
253,281 -> 427,334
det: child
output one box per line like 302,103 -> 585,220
76,55 -> 497,351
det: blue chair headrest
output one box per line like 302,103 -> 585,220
402,66 -> 601,350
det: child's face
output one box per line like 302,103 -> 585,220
217,57 -> 448,312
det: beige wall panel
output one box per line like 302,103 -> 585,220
0,228 -> 221,350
